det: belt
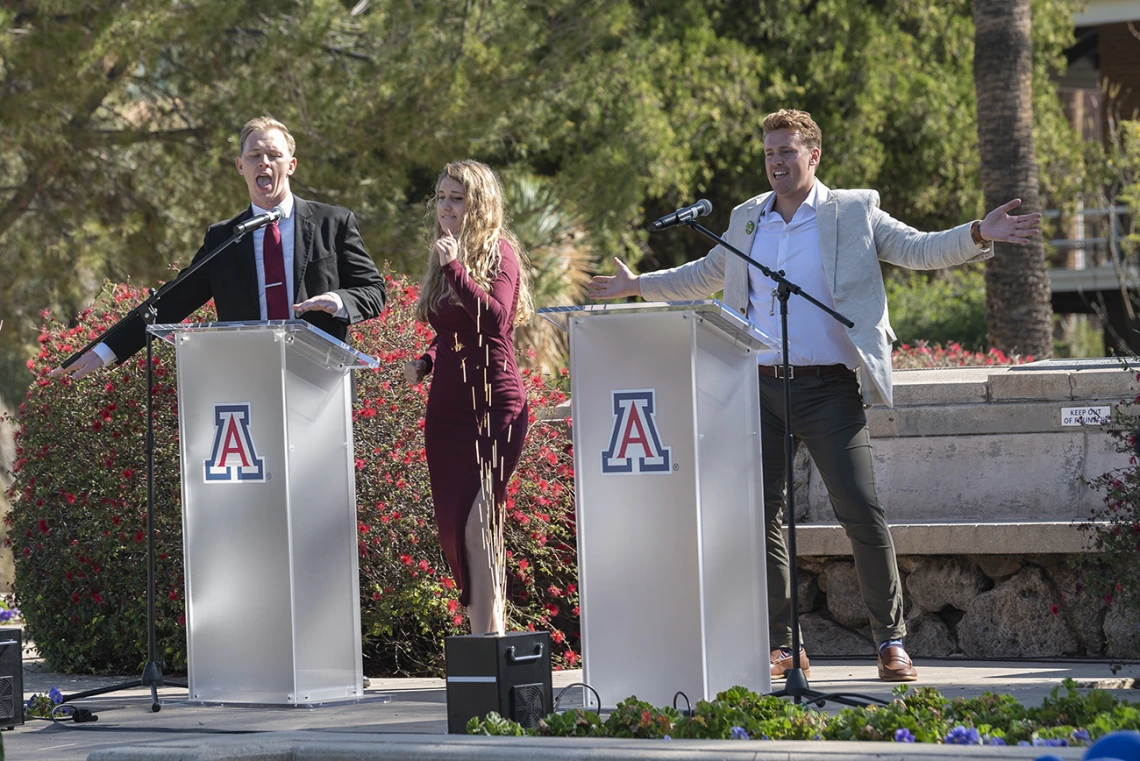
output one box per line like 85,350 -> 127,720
757,364 -> 852,380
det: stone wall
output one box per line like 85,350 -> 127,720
791,359 -> 1139,658
795,554 -> 1136,659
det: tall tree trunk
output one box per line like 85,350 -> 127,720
973,0 -> 1054,359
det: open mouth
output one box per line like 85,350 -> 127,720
772,170 -> 789,179
256,175 -> 273,191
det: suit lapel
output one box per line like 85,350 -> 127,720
292,196 -> 315,301
726,193 -> 771,315
817,188 -> 839,291
232,208 -> 260,316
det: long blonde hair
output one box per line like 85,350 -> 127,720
415,160 -> 535,326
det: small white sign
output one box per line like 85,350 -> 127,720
1061,405 -> 1111,426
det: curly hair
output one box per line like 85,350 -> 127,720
761,109 -> 822,151
415,160 -> 534,326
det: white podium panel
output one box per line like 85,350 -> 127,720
150,320 -> 377,706
555,301 -> 775,709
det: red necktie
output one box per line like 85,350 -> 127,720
263,220 -> 289,320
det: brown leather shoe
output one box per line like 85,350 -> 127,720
877,645 -> 918,682
770,648 -> 811,679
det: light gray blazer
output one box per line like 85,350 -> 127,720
639,186 -> 993,407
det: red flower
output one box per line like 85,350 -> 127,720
447,599 -> 459,614
400,554 -> 413,566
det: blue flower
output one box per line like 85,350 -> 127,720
984,735 -> 1007,745
730,726 -> 749,740
1032,737 -> 1068,747
662,735 -> 671,741
1071,729 -> 1091,744
894,728 -> 916,743
945,726 -> 982,745
48,687 -> 63,704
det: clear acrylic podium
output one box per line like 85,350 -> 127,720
149,320 -> 378,706
542,300 -> 777,709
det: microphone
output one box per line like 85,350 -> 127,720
650,199 -> 712,232
233,207 -> 284,236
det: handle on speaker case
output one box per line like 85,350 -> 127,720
506,643 -> 544,664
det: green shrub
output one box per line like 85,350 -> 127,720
468,680 -> 1140,745
6,274 -> 580,676
885,265 -> 987,352
1081,374 -> 1140,658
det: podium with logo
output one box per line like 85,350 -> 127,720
541,300 -> 777,708
149,320 -> 377,706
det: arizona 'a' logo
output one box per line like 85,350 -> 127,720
601,389 -> 672,475
204,404 -> 266,482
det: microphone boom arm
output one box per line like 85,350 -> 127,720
60,227 -> 253,369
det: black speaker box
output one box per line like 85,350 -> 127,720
445,630 -> 552,734
0,628 -> 24,729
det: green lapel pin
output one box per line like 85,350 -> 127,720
745,220 -> 756,235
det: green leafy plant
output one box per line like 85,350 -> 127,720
468,680 -> 1139,745
1081,382 -> 1140,658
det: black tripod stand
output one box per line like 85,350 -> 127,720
671,215 -> 889,709
56,225 -> 263,714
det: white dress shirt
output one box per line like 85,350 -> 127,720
747,180 -> 861,369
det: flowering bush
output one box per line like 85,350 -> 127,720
1081,374 -> 1140,657
892,340 -> 1032,370
469,680 -> 1140,744
5,274 -> 579,676
4,282 -> 190,673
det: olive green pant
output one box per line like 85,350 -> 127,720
760,369 -> 905,649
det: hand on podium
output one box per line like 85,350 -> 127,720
586,257 -> 641,300
293,291 -> 344,316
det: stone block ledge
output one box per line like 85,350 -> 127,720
789,522 -> 1093,556
892,358 -> 1139,407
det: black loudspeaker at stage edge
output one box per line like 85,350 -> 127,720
0,628 -> 24,729
444,630 -> 552,734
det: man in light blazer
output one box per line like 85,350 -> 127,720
56,116 -> 386,376
588,109 -> 1041,682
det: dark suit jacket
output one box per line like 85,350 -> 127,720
105,196 -> 386,361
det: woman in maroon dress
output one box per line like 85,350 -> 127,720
403,160 -> 534,634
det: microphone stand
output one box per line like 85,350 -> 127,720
679,219 -> 889,709
57,227 -> 255,714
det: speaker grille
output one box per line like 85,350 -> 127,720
0,676 -> 14,721
511,683 -> 546,728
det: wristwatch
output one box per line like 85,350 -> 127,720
970,220 -> 988,247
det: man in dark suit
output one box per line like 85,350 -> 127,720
55,116 -> 386,377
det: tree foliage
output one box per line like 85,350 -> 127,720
0,0 -> 1086,401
